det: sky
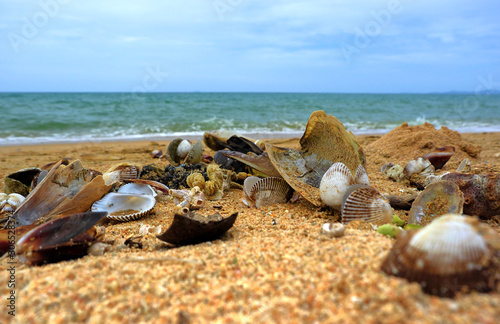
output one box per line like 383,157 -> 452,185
1,0 -> 499,93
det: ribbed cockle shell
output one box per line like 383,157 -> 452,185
381,214 -> 500,297
242,177 -> 293,208
341,184 -> 393,225
91,193 -> 156,222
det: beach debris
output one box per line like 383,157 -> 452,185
166,138 -> 203,166
0,193 -> 25,216
384,164 -> 405,182
386,194 -> 417,210
9,160 -> 113,228
103,163 -> 141,184
441,172 -> 500,220
380,162 -> 394,173
392,214 -> 405,226
321,222 -> 346,238
156,211 -> 238,246
186,165 -> 244,201
169,186 -> 206,215
139,224 -> 163,236
150,149 -> 163,159
423,146 -> 455,170
320,162 -> 369,210
456,158 -> 471,173
3,167 -> 41,196
186,172 -> 206,190
140,163 -> 207,190
264,111 -> 366,207
122,179 -> 170,194
381,214 -> 500,297
16,211 -> 108,266
403,157 -> 435,179
408,180 -> 464,226
92,186 -> 156,222
377,224 -> 402,238
242,176 -> 293,208
341,184 -> 393,226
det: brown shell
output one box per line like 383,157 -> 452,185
408,180 -> 464,225
156,211 -> 238,245
249,177 -> 293,208
4,167 -> 41,196
341,184 -> 393,225
381,214 -> 500,297
423,146 -> 455,169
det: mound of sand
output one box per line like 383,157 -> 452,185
365,123 -> 481,169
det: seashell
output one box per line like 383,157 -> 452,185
385,164 -> 404,182
403,157 -> 435,179
441,172 -> 500,220
169,187 -> 206,215
242,176 -> 261,207
16,211 -> 107,266
220,151 -> 281,177
408,180 -> 464,225
139,224 -> 162,236
4,167 -> 41,196
423,146 -> 455,170
380,162 -> 394,173
456,158 -> 471,173
186,172 -> 206,190
341,184 -> 393,225
166,139 -> 203,166
104,163 -> 140,182
91,193 -> 155,222
320,162 -> 356,210
380,214 -> 500,297
30,169 -> 48,191
118,183 -> 157,197
354,164 -> 370,186
322,222 -> 346,238
150,149 -> 162,159
243,177 -> 293,208
156,211 -> 238,245
0,193 -> 26,214
122,179 -> 170,194
10,160 -> 113,228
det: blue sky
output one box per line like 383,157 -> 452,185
1,0 -> 499,93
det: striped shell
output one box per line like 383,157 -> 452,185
242,177 -> 293,208
91,193 -> 155,222
381,214 -> 500,297
118,183 -> 157,198
320,162 -> 355,210
341,184 -> 393,225
103,163 -> 140,185
354,164 -> 370,186
408,180 -> 464,226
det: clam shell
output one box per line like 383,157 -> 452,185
381,214 -> 500,297
176,140 -> 192,159
91,193 -> 155,222
341,184 -> 393,225
354,164 -> 370,186
249,177 -> 293,208
118,183 -> 157,197
320,162 -> 355,210
166,139 -> 203,166
403,157 -> 434,179
242,176 -> 261,207
4,167 -> 41,196
408,180 -> 464,225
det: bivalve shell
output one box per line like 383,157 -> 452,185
319,162 -> 355,210
118,183 -> 157,197
245,177 -> 293,208
166,139 -> 203,166
0,193 -> 26,213
91,193 -> 155,222
381,214 -> 500,297
341,184 -> 393,225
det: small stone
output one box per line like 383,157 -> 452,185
386,164 -> 404,182
392,214 -> 405,227
322,222 -> 346,238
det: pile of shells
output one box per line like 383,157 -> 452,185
381,214 -> 500,297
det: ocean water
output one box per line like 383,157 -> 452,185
0,92 -> 499,146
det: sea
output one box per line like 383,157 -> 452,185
0,92 -> 499,146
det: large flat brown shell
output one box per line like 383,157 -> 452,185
299,110 -> 366,175
157,212 -> 238,245
408,180 -> 464,225
266,145 -> 323,206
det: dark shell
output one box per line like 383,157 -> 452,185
16,211 -> 107,266
408,180 -> 464,225
4,167 -> 41,196
441,172 -> 500,220
423,146 -> 455,170
156,212 -> 238,245
381,214 -> 500,297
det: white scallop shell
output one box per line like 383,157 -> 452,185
242,176 -> 261,207
250,177 -> 293,208
381,214 -> 500,297
91,193 -> 155,222
319,162 -> 355,210
176,140 -> 192,159
341,184 -> 393,225
118,183 -> 157,197
354,164 -> 370,186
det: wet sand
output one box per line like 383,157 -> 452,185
0,131 -> 499,323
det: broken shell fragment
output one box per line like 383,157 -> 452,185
423,146 -> 455,169
242,177 -> 293,208
16,211 -> 108,266
456,158 -> 471,173
169,187 -> 206,215
322,222 -> 346,238
0,193 -> 25,214
403,157 -> 435,179
381,214 -> 500,297
103,163 -> 140,184
156,211 -> 238,245
91,192 -> 156,222
341,184 -> 393,226
408,180 -> 464,226
150,149 -> 163,159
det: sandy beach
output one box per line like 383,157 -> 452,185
1,128 -> 499,323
